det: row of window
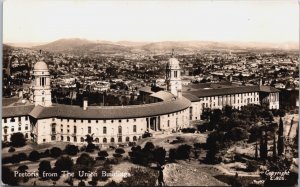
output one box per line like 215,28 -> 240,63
3,116 -> 29,123
52,135 -> 139,143
3,124 -> 29,134
3,133 -> 29,141
167,110 -> 184,117
53,124 -> 137,134
202,92 -> 258,101
55,118 -> 137,123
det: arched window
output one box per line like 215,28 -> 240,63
103,126 -> 107,134
67,136 -> 70,141
80,137 -> 84,142
118,126 -> 122,134
95,138 -> 99,143
61,136 -> 64,141
74,136 -> 77,142
126,137 -> 130,142
133,136 -> 137,141
103,138 -> 107,143
118,137 -> 122,142
133,125 -> 136,132
111,138 -> 115,143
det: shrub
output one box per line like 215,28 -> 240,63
43,149 -> 50,157
115,148 -> 125,154
8,147 -> 15,152
86,143 -> 96,153
28,150 -> 40,161
64,144 -> 79,156
119,167 -> 158,186
98,151 -> 109,158
194,143 -> 201,150
38,160 -> 52,180
169,148 -> 177,162
176,144 -> 192,160
225,127 -> 249,142
2,166 -> 19,185
113,153 -> 122,158
11,154 -> 21,164
2,141 -> 10,148
10,133 -> 26,147
93,163 -> 112,181
181,128 -> 196,133
55,156 -> 74,173
78,181 -> 86,186
17,165 -> 29,172
2,157 -> 11,164
76,153 -> 95,167
18,153 -> 28,161
107,158 -> 119,165
153,147 -> 166,165
246,160 -> 259,172
143,142 -> 155,152
128,142 -> 136,147
50,147 -> 62,158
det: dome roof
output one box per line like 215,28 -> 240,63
34,61 -> 48,71
168,57 -> 179,66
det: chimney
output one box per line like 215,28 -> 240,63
83,98 -> 88,110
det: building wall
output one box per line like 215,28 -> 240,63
198,92 -> 260,114
1,116 -> 31,141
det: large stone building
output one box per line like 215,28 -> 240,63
2,56 -> 280,144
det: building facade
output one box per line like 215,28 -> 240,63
2,56 -> 280,144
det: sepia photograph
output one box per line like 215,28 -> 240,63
1,0 -> 299,186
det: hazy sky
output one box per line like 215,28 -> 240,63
3,0 -> 299,43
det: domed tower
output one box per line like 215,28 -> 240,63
31,61 -> 52,106
166,51 -> 182,97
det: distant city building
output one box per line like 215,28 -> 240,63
2,55 -> 280,144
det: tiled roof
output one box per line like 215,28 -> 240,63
29,97 -> 191,119
2,98 -> 20,106
182,93 -> 200,102
3,105 -> 35,118
139,86 -> 154,94
150,91 -> 174,101
185,85 -> 279,98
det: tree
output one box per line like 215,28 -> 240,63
175,144 -> 192,160
10,132 -> 26,147
93,163 -> 112,182
119,167 -> 158,186
28,150 -> 40,161
115,148 -> 125,154
64,144 -> 79,156
272,135 -> 277,160
259,131 -> 267,160
168,148 -> 176,162
50,147 -> 62,158
38,160 -> 52,180
255,141 -> 258,160
76,153 -> 95,168
143,142 -> 155,152
55,156 -> 74,173
98,150 -> 109,160
153,147 -> 166,165
2,166 -> 18,185
85,134 -> 95,152
277,117 -> 284,156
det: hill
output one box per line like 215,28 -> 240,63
13,38 -> 298,55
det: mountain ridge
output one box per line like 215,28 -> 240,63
6,38 -> 299,54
